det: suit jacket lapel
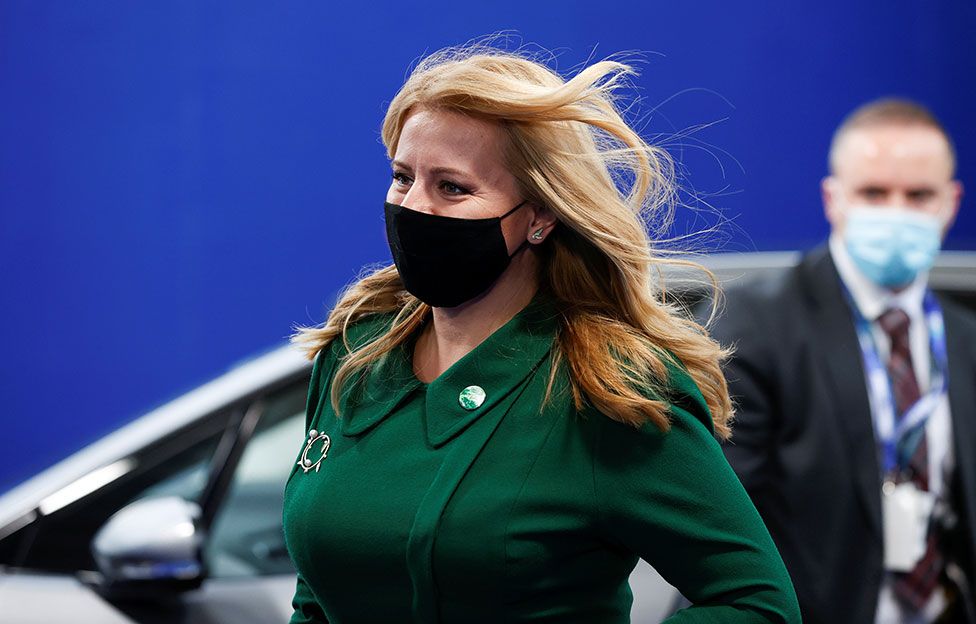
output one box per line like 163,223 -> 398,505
942,300 -> 976,550
801,246 -> 883,539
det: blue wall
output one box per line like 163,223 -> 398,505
2,1 -> 974,493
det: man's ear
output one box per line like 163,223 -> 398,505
941,179 -> 963,234
821,176 -> 844,231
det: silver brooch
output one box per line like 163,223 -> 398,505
298,429 -> 331,473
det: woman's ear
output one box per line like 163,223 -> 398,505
527,205 -> 558,244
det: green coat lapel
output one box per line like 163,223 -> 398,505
424,297 -> 559,447
338,295 -> 560,447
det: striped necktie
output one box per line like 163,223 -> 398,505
877,307 -> 943,611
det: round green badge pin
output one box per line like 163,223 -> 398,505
458,385 -> 486,410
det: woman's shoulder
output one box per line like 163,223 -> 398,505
344,311 -> 399,349
658,354 -> 715,436
585,357 -> 730,501
585,355 -> 716,447
307,310 -> 400,390
315,311 -> 399,362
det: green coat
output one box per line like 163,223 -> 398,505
283,297 -> 800,623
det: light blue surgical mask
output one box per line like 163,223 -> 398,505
844,206 -> 942,288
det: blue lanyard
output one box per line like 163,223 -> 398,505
843,288 -> 949,476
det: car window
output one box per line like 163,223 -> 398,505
204,382 -> 306,578
0,413 -> 231,573
0,371 -> 310,580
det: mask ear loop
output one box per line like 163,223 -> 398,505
499,200 -> 528,220
499,200 -> 548,257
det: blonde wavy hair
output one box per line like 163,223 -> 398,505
295,43 -> 732,439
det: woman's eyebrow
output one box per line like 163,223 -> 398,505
429,166 -> 473,178
392,160 -> 474,179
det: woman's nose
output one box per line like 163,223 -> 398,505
400,186 -> 437,215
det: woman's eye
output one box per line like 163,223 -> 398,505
440,181 -> 469,195
391,172 -> 412,187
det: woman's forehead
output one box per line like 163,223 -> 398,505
395,108 -> 508,177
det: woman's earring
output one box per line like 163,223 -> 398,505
531,228 -> 545,241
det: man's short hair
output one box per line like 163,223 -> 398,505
828,97 -> 956,174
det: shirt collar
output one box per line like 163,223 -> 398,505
339,293 -> 560,447
828,233 -> 928,321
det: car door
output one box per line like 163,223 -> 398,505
0,374 -> 310,624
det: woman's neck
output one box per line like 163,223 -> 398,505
412,256 -> 539,383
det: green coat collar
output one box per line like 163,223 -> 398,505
339,295 -> 560,447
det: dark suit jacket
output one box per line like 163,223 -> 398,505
703,245 -> 976,623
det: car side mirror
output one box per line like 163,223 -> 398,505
91,496 -> 205,597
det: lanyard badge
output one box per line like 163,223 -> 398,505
844,289 -> 949,478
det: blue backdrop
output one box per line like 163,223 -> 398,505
2,1 -> 974,493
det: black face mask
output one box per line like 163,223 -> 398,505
384,200 -> 529,308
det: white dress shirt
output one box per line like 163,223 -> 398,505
829,234 -> 953,623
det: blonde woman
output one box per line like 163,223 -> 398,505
283,43 -> 800,623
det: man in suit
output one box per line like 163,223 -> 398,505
704,99 -> 975,623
